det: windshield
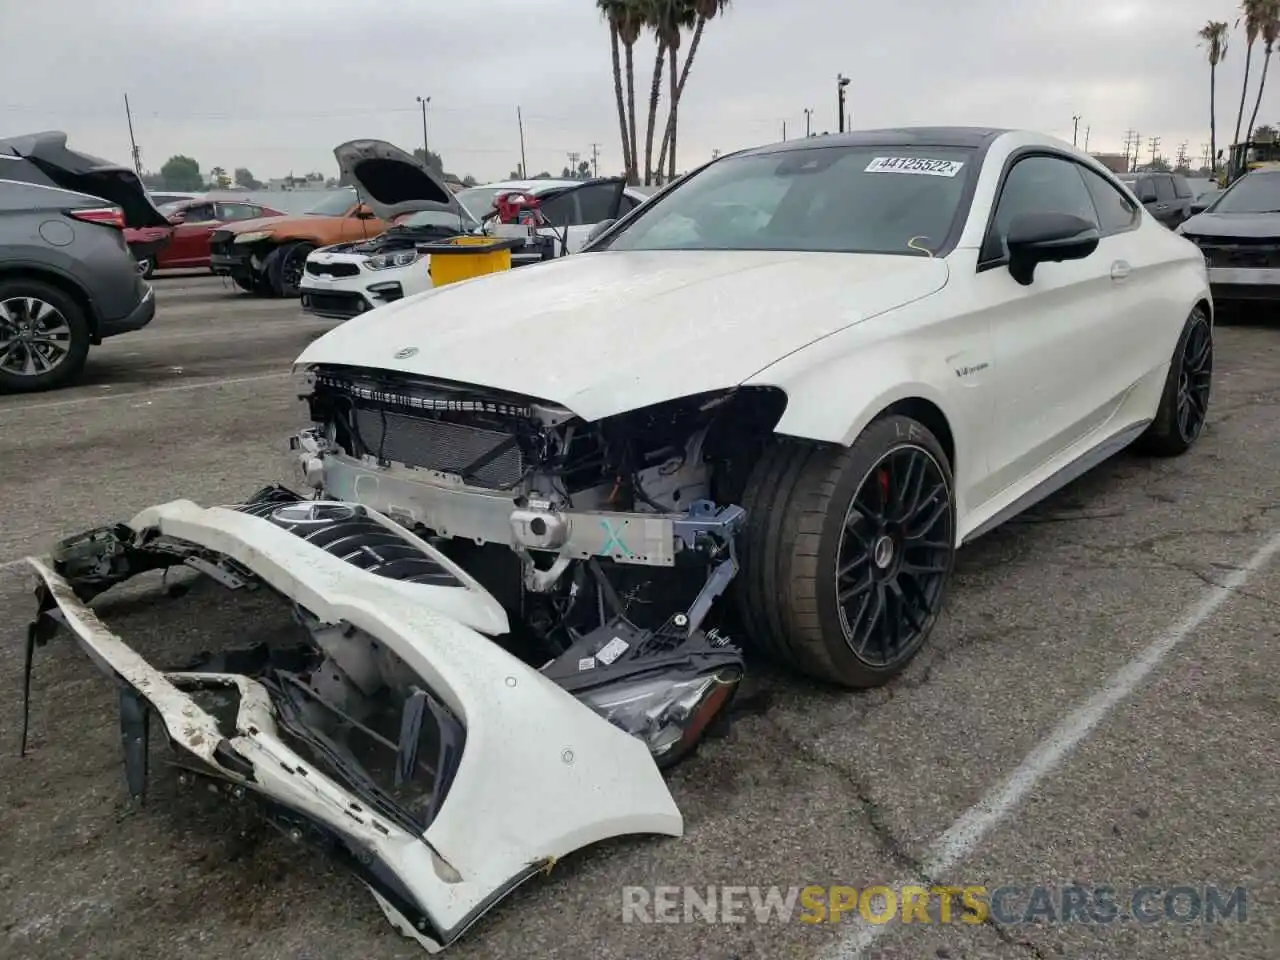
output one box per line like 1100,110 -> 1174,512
306,189 -> 357,216
1208,172 -> 1280,213
597,145 -> 976,255
457,187 -> 509,217
394,207 -> 477,232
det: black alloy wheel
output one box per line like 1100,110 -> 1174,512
834,445 -> 954,668
1176,314 -> 1213,444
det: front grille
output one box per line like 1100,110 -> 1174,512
236,491 -> 460,586
352,409 -> 524,487
302,291 -> 369,318
1190,237 -> 1280,269
306,261 -> 361,278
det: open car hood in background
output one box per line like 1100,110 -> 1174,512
334,139 -> 464,222
0,131 -> 169,229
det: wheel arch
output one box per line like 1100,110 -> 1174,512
0,263 -> 100,340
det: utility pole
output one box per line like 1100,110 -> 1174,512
416,95 -> 431,159
782,120 -> 787,141
1129,131 -> 1140,171
712,149 -> 721,160
567,151 -> 581,178
1148,135 -> 1161,168
804,108 -> 813,138
1072,114 -> 1081,147
123,93 -> 142,178
1175,141 -> 1188,171
516,106 -> 527,179
1121,128 -> 1136,170
1201,142 -> 1212,171
590,143 -> 600,178
1084,127 -> 1091,152
836,74 -> 850,133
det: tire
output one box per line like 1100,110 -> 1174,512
265,241 -> 314,297
736,414 -> 957,688
1133,306 -> 1213,457
0,278 -> 92,393
136,254 -> 156,280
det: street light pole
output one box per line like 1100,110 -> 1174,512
804,108 -> 813,137
416,95 -> 431,159
1072,114 -> 1081,147
837,75 -> 850,133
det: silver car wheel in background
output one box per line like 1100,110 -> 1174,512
0,297 -> 73,377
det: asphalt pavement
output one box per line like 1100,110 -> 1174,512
0,274 -> 1277,960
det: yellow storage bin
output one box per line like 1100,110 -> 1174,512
421,235 -> 525,287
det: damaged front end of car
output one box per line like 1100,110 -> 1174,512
20,359 -> 787,949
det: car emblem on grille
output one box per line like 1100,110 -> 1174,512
394,347 -> 419,359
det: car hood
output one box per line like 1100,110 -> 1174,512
295,249 -> 950,421
334,139 -> 462,221
1181,211 -> 1280,239
0,130 -> 169,229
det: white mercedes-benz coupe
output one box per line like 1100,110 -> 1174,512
29,127 -> 1213,953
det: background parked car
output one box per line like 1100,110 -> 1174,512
1177,167 -> 1280,306
156,197 -> 285,271
0,131 -> 165,392
1118,171 -> 1195,228
146,190 -> 205,207
457,177 -> 651,253
208,188 -> 389,296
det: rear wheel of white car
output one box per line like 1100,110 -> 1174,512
1133,306 -> 1213,457
737,414 -> 957,688
265,241 -> 314,297
0,279 -> 91,393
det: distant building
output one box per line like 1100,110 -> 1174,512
264,173 -> 327,191
1090,153 -> 1130,174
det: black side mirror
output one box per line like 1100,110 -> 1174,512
1005,212 -> 1099,286
586,218 -> 617,245
1190,197 -> 1211,214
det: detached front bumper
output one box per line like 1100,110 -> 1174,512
1207,265 -> 1280,301
24,498 -> 682,952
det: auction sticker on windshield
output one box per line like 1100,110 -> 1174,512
865,157 -> 965,177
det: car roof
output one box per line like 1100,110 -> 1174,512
734,126 -> 1010,159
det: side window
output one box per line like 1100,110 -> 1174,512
538,193 -> 579,228
574,183 -> 625,223
1078,167 -> 1140,235
1172,175 -> 1194,199
982,155 -> 1099,261
215,202 -> 264,221
1153,176 -> 1176,202
182,203 -> 216,222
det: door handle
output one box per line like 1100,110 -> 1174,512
1110,260 -> 1131,281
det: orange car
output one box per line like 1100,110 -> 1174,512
209,189 -> 389,296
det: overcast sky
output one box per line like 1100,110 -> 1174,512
1,0 -> 1272,183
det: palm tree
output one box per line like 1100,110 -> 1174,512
650,0 -> 696,183
1232,1 -> 1268,167
1245,1 -> 1280,150
642,2 -> 669,184
656,0 -> 731,181
1199,21 -> 1230,175
618,2 -> 646,185
597,1 -> 633,182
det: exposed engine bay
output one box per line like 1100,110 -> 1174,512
21,364 -> 787,953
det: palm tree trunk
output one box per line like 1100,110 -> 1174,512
1210,64 -> 1218,175
643,43 -> 666,185
625,43 -> 640,185
608,25 -> 631,181
667,53 -> 679,180
656,17 -> 705,180
1233,45 -> 1255,160
1246,46 -> 1274,148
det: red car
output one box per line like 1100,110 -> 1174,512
125,197 -> 285,277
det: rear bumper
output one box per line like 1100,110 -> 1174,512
97,283 -> 155,338
25,499 -> 682,952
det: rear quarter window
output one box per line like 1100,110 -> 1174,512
1172,175 -> 1194,199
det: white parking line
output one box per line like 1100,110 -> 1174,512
826,527 -> 1280,960
0,371 -> 293,416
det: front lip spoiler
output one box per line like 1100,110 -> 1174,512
23,499 -> 683,952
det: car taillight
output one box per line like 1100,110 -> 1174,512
69,206 -> 125,229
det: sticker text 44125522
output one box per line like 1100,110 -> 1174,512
865,156 -> 965,177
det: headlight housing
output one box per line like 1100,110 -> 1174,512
234,230 -> 273,244
366,250 -> 424,270
577,667 -> 741,766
